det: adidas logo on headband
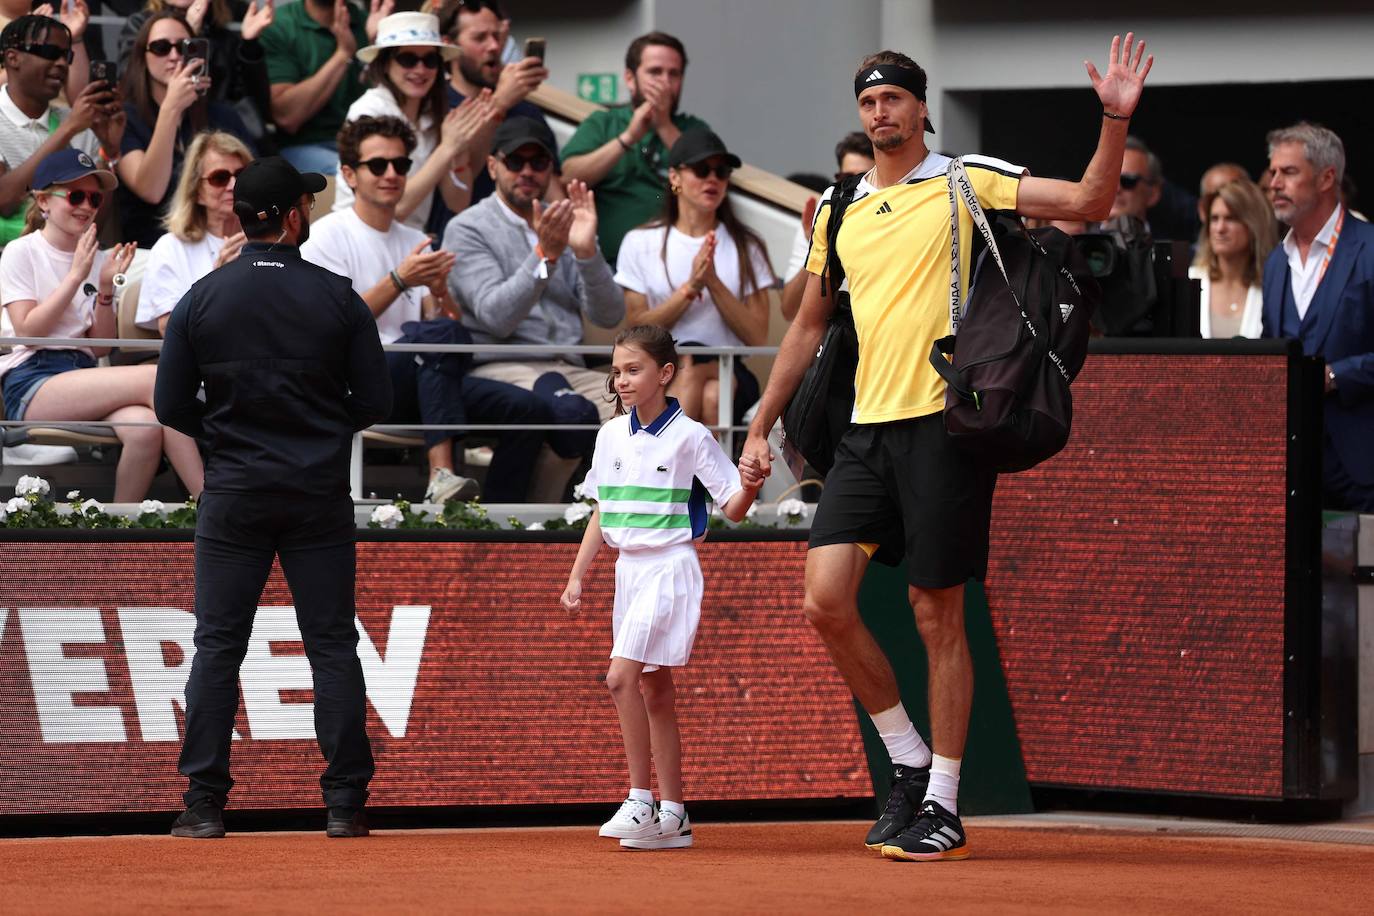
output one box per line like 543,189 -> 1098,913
865,69 -> 883,81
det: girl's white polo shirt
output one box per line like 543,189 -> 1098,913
585,398 -> 743,550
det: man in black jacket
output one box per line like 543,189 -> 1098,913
155,156 -> 392,840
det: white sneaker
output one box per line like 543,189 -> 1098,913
621,807 -> 693,849
598,797 -> 658,839
2,443 -> 78,466
424,468 -> 480,504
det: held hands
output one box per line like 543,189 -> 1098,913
396,239 -> 456,291
1086,33 -> 1152,119
331,0 -> 358,58
738,434 -> 773,490
560,579 -> 582,615
98,242 -> 137,295
493,56 -> 548,111
214,232 -> 248,269
365,0 -> 394,43
565,180 -> 598,259
533,198 -> 573,263
241,0 -> 276,42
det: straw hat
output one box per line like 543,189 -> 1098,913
356,12 -> 460,65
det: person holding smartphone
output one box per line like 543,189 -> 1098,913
116,10 -> 256,246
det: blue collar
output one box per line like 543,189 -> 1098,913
630,397 -> 682,436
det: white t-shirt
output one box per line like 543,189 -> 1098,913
332,87 -> 439,231
137,231 -> 226,330
299,208 -> 427,344
785,224 -> 810,278
614,222 -> 774,348
0,231 -> 105,377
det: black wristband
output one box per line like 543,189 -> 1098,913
1103,110 -> 1130,121
390,269 -> 408,293
616,134 -> 631,151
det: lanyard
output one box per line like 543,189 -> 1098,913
1316,206 -> 1346,286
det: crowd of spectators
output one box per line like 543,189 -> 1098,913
0,2 -> 1368,511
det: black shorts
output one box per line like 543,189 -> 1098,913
808,413 -> 997,589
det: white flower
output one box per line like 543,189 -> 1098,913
776,498 -> 810,521
746,503 -> 758,519
79,498 -> 105,515
527,522 -> 545,531
139,499 -> 166,516
66,490 -> 81,502
371,504 -> 404,529
571,479 -> 594,502
563,502 -> 592,524
6,496 -> 31,514
15,475 -> 50,497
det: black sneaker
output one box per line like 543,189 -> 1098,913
881,799 -> 970,861
864,762 -> 931,850
171,801 -> 225,839
326,807 -> 369,838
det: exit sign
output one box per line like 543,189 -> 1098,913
577,73 -> 618,104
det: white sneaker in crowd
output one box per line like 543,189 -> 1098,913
2,443 -> 78,466
598,797 -> 659,840
424,468 -> 479,504
621,807 -> 693,849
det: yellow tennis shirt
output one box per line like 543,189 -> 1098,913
806,153 -> 1023,424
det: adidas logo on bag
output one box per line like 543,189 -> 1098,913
1059,302 -> 1074,322
875,201 -> 893,215
865,69 -> 883,81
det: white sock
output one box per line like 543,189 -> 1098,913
629,787 -> 654,804
924,755 -> 961,815
660,800 -> 685,819
869,703 -> 932,768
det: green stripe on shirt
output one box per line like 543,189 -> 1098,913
598,485 -> 693,503
600,512 -> 692,529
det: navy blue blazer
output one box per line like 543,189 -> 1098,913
1262,210 -> 1374,485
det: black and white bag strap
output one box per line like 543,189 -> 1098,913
946,157 -> 1018,336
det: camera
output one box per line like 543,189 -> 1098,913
1073,217 -> 1200,337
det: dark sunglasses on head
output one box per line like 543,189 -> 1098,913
48,188 -> 103,209
202,168 -> 243,188
1119,172 -> 1147,190
354,156 -> 413,176
687,161 -> 733,180
16,42 -> 74,64
502,152 -> 552,173
146,38 -> 196,58
393,50 -> 442,70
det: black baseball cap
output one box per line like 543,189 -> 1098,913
667,129 -> 742,170
492,117 -> 557,158
233,156 -> 327,225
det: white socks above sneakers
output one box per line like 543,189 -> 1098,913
924,755 -> 962,815
660,800 -> 685,820
869,703 -> 933,769
629,787 -> 654,804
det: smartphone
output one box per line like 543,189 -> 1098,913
523,37 -> 546,63
182,38 -> 210,94
88,59 -> 115,87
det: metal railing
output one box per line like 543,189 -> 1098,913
1,337 -> 778,499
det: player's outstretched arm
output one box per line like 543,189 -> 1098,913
1016,32 -> 1153,221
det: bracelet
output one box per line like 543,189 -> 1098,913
96,292 -> 115,307
389,269 -> 408,293
616,134 -> 632,152
1103,110 -> 1130,121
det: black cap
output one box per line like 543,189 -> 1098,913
667,129 -> 742,170
492,117 -> 557,158
233,156 -> 327,225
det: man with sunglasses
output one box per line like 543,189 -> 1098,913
444,115 -> 624,501
0,14 -> 123,246
303,114 -> 550,504
156,155 -> 391,840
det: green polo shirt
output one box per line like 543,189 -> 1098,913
260,1 -> 368,146
561,105 -> 710,264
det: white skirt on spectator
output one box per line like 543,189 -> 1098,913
611,543 -> 703,672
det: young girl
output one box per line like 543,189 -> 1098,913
560,325 -> 760,850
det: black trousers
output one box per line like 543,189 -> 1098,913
178,491 -> 374,810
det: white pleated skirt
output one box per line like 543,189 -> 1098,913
611,543 -> 704,672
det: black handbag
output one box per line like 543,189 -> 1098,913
781,296 -> 856,475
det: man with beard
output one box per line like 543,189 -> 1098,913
261,0 -> 387,174
561,31 -> 709,263
1261,122 -> 1374,511
155,156 -> 392,839
435,0 -> 548,210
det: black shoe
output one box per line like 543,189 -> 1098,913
881,799 -> 970,861
864,762 -> 931,849
326,807 -> 369,838
171,801 -> 225,839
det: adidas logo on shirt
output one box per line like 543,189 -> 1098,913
865,70 -> 883,81
875,201 -> 893,215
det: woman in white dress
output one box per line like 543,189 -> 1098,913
332,11 -> 496,230
1190,178 -> 1276,339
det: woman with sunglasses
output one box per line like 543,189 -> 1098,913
615,129 -> 773,425
333,11 -> 497,231
0,148 -> 204,501
138,130 -> 252,335
116,10 -> 256,247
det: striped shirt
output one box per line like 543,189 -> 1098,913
0,85 -> 100,173
585,397 -> 743,550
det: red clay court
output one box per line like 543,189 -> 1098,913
5,818 -> 1373,914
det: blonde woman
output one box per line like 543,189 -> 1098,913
139,130 -> 252,334
1190,178 -> 1277,339
0,148 -> 203,501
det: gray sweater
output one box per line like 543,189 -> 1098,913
443,194 -> 625,365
